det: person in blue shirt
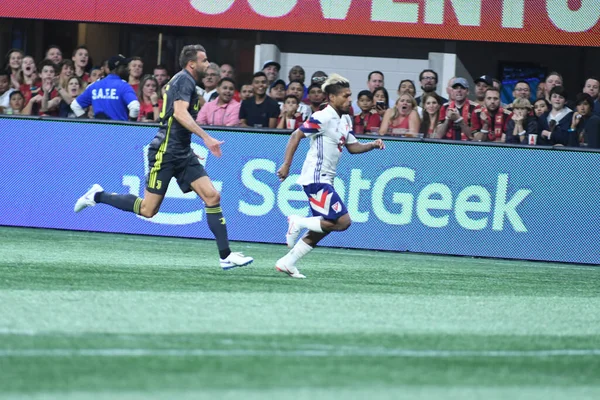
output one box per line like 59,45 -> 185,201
71,55 -> 140,121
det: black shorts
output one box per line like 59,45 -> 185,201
146,148 -> 208,195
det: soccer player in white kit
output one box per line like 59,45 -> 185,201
276,74 -> 385,278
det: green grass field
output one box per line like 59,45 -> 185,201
1,226 -> 599,399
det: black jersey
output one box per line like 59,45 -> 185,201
149,69 -> 201,156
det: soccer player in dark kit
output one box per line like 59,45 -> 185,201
74,44 -> 253,270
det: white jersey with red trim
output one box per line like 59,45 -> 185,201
297,105 -> 357,186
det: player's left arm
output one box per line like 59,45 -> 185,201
346,139 -> 385,154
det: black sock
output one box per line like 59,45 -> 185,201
95,192 -> 142,215
206,203 -> 231,259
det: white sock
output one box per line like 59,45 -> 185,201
297,216 -> 323,233
287,239 -> 313,264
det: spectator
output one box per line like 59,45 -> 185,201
239,71 -> 279,128
492,79 -> 502,92
538,86 -> 573,146
380,94 -> 420,136
285,79 -> 311,121
128,56 -> 143,94
89,67 -> 103,84
372,87 -> 389,118
436,78 -> 477,140
71,54 -> 140,121
512,80 -> 531,101
101,59 -> 110,78
240,83 -> 253,101
288,65 -> 308,102
445,77 -> 456,100
504,98 -> 537,144
153,65 -> 170,89
71,46 -> 90,83
220,63 -> 234,79
398,79 -> 416,97
533,98 -> 550,118
276,94 -> 303,129
568,93 -> 600,148
18,55 -> 40,105
1,90 -> 25,114
202,62 -> 220,102
196,77 -> 240,127
474,75 -> 492,107
45,45 -> 63,65
5,48 -> 24,90
415,69 -> 447,107
262,60 -> 280,86
536,81 -> 545,100
310,70 -> 327,86
307,82 -> 326,114
471,88 -> 510,142
37,60 -> 61,116
0,71 -> 14,111
353,90 -> 380,134
56,76 -> 85,118
543,72 -> 563,103
582,77 -> 600,116
137,75 -> 161,122
57,59 -> 75,90
367,71 -> 384,92
419,92 -> 441,138
268,79 -> 286,103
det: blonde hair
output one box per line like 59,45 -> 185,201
512,97 -> 532,109
321,73 -> 350,95
391,94 -> 417,121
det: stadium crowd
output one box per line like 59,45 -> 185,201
1,45 -> 599,148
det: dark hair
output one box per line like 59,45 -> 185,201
58,59 -> 74,71
0,70 -> 9,79
418,69 -> 438,83
45,45 -> 61,55
9,90 -> 23,100
372,87 -> 389,107
534,98 -> 551,108
179,44 -> 206,69
283,94 -> 299,104
307,83 -> 322,92
575,92 -> 594,107
485,87 -> 500,96
71,45 -> 88,57
368,70 -> 384,81
4,48 -> 24,72
515,80 -> 530,88
419,92 -> 441,135
252,71 -> 267,81
399,79 -> 416,91
357,90 -> 373,100
585,76 -> 600,87
217,77 -> 236,87
287,79 -> 304,88
153,64 -> 169,72
38,59 -> 58,74
549,86 -> 568,100
492,78 -> 502,89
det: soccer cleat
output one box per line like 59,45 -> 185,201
74,184 -> 104,212
286,215 -> 302,248
275,256 -> 306,279
220,252 -> 254,270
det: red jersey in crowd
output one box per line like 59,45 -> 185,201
353,111 -> 381,134
471,107 -> 511,141
438,100 -> 479,140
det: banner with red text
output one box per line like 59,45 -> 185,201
2,0 -> 600,47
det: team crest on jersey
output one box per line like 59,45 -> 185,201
332,201 -> 342,213
309,189 -> 333,215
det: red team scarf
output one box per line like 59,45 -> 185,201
448,101 -> 472,140
481,107 -> 505,140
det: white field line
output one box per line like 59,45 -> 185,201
1,348 -> 600,358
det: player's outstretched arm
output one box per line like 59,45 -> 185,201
277,129 -> 305,181
174,100 -> 223,157
346,139 -> 385,154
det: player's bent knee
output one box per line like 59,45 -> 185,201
204,190 -> 221,206
139,203 -> 159,218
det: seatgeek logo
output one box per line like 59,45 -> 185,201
240,161 -> 532,232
